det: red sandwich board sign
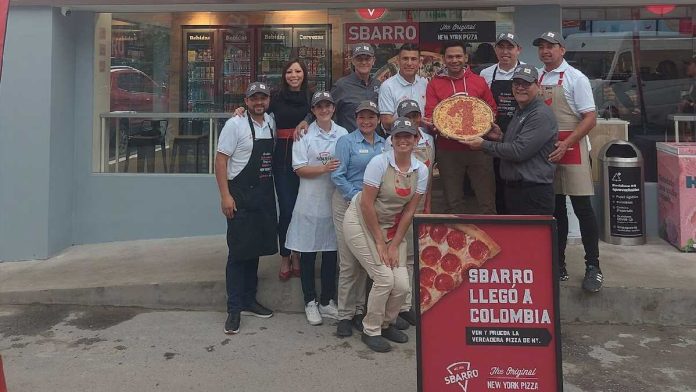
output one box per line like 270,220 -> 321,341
0,0 -> 8,80
414,214 -> 562,392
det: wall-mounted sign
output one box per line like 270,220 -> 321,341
357,8 -> 387,21
345,23 -> 419,44
420,21 -> 497,43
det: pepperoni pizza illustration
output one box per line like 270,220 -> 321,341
418,223 -> 501,313
394,172 -> 413,197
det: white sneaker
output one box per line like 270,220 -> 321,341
305,301 -> 323,326
318,300 -> 339,320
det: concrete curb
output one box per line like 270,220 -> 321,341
2,279 -> 695,326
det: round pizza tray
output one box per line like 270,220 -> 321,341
433,94 -> 494,141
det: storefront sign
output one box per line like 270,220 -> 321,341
420,21 -> 496,43
0,0 -> 8,80
415,215 -> 562,392
357,8 -> 387,20
608,166 -> 643,238
345,23 -> 419,44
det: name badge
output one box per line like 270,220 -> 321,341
359,149 -> 369,154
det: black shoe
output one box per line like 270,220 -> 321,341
381,326 -> 408,343
582,265 -> 603,293
352,314 -> 364,332
241,301 -> 273,318
224,313 -> 240,334
559,266 -> 569,281
337,319 -> 353,337
361,333 -> 391,353
399,309 -> 417,326
392,315 -> 410,330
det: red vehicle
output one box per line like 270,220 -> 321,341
110,66 -> 169,113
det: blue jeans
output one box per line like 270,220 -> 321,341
273,144 -> 300,257
225,225 -> 260,313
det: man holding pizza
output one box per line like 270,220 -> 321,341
479,32 -> 524,214
534,31 -> 602,292
461,65 -> 557,215
425,40 -> 497,215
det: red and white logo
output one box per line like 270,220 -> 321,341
444,361 -> 480,391
357,8 -> 387,20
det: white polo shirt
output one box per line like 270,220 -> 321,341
378,73 -> 428,116
480,61 -> 526,86
363,150 -> 429,195
292,121 -> 348,170
537,60 -> 596,117
217,113 -> 275,180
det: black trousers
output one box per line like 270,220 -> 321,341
553,194 -> 600,268
225,255 -> 259,314
504,183 -> 555,215
300,251 -> 337,306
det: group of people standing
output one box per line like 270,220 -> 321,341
214,31 -> 604,353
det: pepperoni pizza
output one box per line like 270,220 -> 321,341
433,95 -> 494,141
418,223 -> 501,313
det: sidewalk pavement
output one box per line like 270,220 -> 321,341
1,235 -> 695,325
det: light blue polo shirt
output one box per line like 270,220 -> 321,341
378,73 -> 428,116
331,130 -> 386,201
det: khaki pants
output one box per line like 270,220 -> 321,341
438,149 -> 496,214
342,201 -> 409,336
333,190 -> 368,320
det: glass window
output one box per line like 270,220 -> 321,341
94,8 -> 513,174
563,6 -> 696,181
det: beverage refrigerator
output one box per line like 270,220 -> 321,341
181,25 -> 331,115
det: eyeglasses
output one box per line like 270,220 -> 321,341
512,80 -> 534,88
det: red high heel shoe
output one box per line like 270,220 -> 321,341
279,257 -> 292,281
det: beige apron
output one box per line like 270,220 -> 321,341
540,71 -> 594,196
356,164 -> 420,267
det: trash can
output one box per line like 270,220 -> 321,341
598,140 -> 646,245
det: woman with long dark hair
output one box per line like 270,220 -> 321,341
234,59 -> 311,280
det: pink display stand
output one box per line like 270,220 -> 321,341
657,142 -> 696,252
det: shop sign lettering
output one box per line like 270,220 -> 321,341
345,23 -> 419,44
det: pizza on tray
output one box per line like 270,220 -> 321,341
433,95 -> 494,141
418,223 -> 501,313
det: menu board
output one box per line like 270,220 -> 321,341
415,215 -> 562,392
608,166 -> 644,238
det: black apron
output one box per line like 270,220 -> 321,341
490,64 -> 519,133
226,115 -> 278,260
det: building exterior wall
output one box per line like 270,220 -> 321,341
0,5 -> 667,261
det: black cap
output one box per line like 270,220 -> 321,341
311,91 -> 334,106
495,32 -> 519,47
397,100 -> 421,117
533,31 -> 565,47
352,43 -> 375,58
355,100 -> 379,115
245,82 -> 271,97
391,117 -> 418,136
512,65 -> 539,83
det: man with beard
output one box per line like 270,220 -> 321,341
216,82 -> 277,334
424,40 -> 497,214
534,31 -> 602,292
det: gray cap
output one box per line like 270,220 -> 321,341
352,43 -> 375,58
311,91 -> 334,107
495,32 -> 519,47
533,31 -> 565,47
355,100 -> 379,115
391,117 -> 418,136
512,65 -> 539,83
397,99 -> 421,117
245,81 -> 271,97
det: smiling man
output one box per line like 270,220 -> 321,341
424,40 -> 497,215
379,44 -> 428,132
461,65 -> 557,216
534,31 -> 602,292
